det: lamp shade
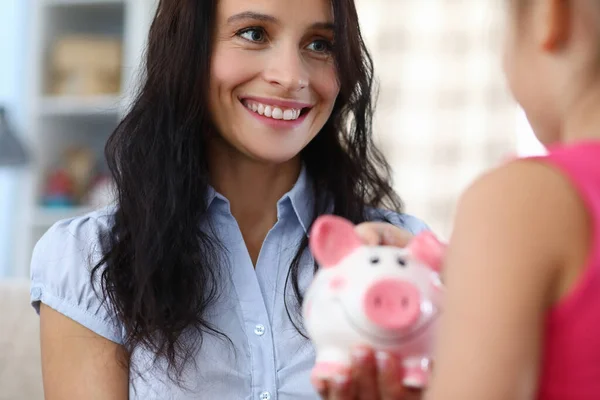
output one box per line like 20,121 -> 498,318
0,106 -> 28,166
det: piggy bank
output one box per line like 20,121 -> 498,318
303,215 -> 445,388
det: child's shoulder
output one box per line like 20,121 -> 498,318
466,155 -> 580,202
455,157 -> 589,264
462,157 -> 583,218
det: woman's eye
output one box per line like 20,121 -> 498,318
238,28 -> 266,43
307,39 -> 332,53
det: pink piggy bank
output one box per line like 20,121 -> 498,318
303,215 -> 445,388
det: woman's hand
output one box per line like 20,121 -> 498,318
354,222 -> 415,247
314,222 -> 423,400
315,346 -> 422,400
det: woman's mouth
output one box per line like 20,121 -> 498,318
240,98 -> 311,122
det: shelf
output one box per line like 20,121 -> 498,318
12,0 -> 156,277
42,0 -> 124,6
38,95 -> 121,117
31,206 -> 95,227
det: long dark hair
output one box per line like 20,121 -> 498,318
93,0 -> 403,381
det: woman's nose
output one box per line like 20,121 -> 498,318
263,47 -> 309,92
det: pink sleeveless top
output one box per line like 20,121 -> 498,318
530,141 -> 600,399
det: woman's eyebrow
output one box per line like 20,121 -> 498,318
227,11 -> 334,31
227,11 -> 277,24
312,22 -> 335,31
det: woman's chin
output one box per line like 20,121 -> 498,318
246,150 -> 301,165
234,143 -> 300,165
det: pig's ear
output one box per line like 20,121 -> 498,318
407,231 -> 446,272
309,215 -> 363,268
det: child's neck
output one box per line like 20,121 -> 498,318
563,79 -> 600,143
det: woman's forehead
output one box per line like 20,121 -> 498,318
216,0 -> 335,25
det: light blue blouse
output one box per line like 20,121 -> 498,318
30,166 -> 428,400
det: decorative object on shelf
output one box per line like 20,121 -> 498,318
41,146 -> 96,208
43,169 -> 75,208
48,35 -> 123,97
63,146 -> 96,203
41,146 -> 116,210
0,106 -> 29,167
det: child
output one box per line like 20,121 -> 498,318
425,0 -> 600,399
316,1 -> 600,399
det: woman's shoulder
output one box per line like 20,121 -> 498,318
29,205 -> 122,344
31,205 -> 116,263
38,205 -> 116,245
366,206 -> 430,235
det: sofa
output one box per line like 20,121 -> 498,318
0,279 -> 44,400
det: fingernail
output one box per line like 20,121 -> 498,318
334,373 -> 349,387
375,351 -> 389,370
383,229 -> 398,246
352,347 -> 368,361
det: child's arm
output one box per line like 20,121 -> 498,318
425,160 -> 589,400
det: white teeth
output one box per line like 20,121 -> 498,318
243,99 -> 304,121
272,107 -> 283,119
283,109 -> 295,120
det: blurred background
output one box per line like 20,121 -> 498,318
0,0 -> 544,398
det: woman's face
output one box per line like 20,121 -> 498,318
209,0 -> 340,164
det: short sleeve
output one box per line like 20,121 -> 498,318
366,207 -> 431,235
29,208 -> 123,344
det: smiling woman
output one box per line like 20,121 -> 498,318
209,1 -> 339,164
28,0 -> 429,399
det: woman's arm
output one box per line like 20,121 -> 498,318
40,303 -> 129,400
425,160 -> 588,400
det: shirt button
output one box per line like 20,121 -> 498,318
254,324 -> 265,336
259,391 -> 271,400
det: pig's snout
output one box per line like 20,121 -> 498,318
364,280 -> 421,330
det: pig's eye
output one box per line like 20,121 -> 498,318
370,256 -> 380,264
397,257 -> 407,267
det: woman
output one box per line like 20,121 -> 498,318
30,0 -> 428,398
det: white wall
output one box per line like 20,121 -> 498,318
356,0 -> 516,238
515,108 -> 546,156
0,0 -> 28,277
